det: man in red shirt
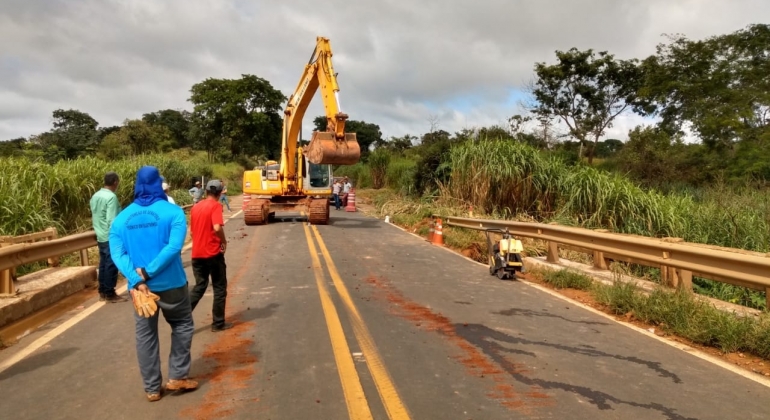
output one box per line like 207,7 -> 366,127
189,180 -> 233,332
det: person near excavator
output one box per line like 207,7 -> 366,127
109,165 -> 198,402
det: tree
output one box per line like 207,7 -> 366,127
142,109 -> 192,148
0,138 -> 27,157
99,119 -> 174,158
312,116 -> 383,159
189,74 -> 286,161
32,109 -> 100,160
531,48 -> 642,164
636,24 -> 770,152
377,134 -> 415,153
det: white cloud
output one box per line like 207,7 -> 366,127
0,0 -> 765,142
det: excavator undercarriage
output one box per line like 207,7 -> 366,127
243,197 -> 330,226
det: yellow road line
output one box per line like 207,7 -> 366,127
302,223 -> 373,420
311,225 -> 412,420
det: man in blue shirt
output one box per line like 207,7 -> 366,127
109,166 -> 198,402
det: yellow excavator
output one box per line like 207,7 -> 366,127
242,36 -> 360,225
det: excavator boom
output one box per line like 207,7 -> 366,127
282,36 -> 360,174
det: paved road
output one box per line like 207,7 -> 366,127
1,209 -> 769,420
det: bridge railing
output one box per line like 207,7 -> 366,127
0,203 -> 195,296
437,215 -> 770,308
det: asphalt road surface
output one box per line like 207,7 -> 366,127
1,209 -> 769,420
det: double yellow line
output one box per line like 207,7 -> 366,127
303,223 -> 411,420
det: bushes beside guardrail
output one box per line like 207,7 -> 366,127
0,154 -> 212,236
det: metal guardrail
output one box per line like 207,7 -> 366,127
0,203 -> 196,295
437,215 -> 770,307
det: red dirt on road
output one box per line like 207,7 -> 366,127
180,228 -> 262,420
364,275 -> 553,415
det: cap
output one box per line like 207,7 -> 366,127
206,179 -> 224,193
162,182 -> 169,191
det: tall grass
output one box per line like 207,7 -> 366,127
448,140 -> 770,252
385,158 -> 417,194
448,141 -> 564,217
335,163 -> 372,188
368,149 -> 391,189
0,155 -> 213,235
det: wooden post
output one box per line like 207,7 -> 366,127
47,227 -> 60,267
0,242 -> 13,296
593,250 -> 608,270
660,265 -> 670,286
80,249 -> 89,266
678,269 -> 693,292
546,241 -> 559,263
0,268 -> 12,296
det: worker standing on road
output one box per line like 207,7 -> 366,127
188,180 -> 202,204
332,178 -> 342,210
109,166 -> 198,402
219,182 -> 231,212
189,179 -> 233,332
162,182 -> 176,204
342,176 -> 352,207
89,171 -> 127,303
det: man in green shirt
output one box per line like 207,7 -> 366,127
90,172 -> 127,302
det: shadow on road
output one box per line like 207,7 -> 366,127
0,347 -> 79,381
493,307 -> 611,327
192,302 -> 280,335
456,323 -> 696,420
328,218 -> 382,229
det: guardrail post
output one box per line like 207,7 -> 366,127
679,270 -> 693,292
80,249 -> 89,266
593,251 -> 608,270
546,241 -> 559,263
47,227 -> 60,267
0,243 -> 13,296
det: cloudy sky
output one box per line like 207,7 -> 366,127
0,0 -> 766,142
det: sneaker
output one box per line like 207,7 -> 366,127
166,378 -> 199,392
105,294 -> 128,303
211,322 -> 234,332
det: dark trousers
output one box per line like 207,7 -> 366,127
97,241 -> 119,296
189,253 -> 228,328
134,284 -> 194,394
333,193 -> 340,210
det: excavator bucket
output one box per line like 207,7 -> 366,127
304,131 -> 360,165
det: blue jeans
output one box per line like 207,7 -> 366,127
219,194 -> 231,211
135,284 -> 194,394
333,193 -> 340,210
97,241 -> 119,296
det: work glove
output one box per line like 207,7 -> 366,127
132,289 -> 161,318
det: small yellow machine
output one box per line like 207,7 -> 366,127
242,36 -> 360,225
485,227 -> 525,280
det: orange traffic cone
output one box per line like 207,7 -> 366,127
345,188 -> 357,212
431,218 -> 444,246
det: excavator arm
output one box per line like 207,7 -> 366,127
279,36 -> 360,191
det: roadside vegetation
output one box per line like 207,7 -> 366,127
535,268 -> 770,361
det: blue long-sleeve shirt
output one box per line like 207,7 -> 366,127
109,200 -> 188,292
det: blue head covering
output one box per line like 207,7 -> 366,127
134,165 -> 168,206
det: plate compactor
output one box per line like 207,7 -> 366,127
484,227 -> 525,280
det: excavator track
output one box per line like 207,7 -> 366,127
244,199 -> 270,225
307,198 -> 330,225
